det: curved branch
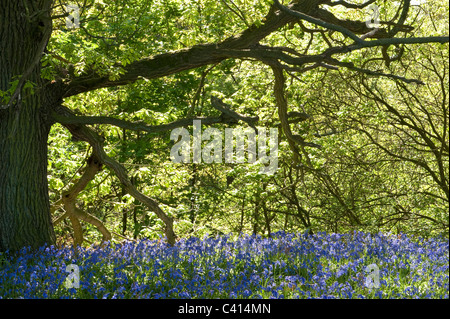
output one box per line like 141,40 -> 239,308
61,2 -> 302,97
210,96 -> 259,127
57,0 -> 448,100
53,105 -> 178,245
270,63 -> 322,150
324,0 -> 377,9
52,97 -> 258,133
388,0 -> 411,37
274,0 -> 365,44
326,58 -> 424,84
59,154 -> 112,246
53,113 -> 227,132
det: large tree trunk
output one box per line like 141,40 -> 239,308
0,0 -> 56,252
0,95 -> 55,252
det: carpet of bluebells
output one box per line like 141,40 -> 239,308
0,231 -> 448,299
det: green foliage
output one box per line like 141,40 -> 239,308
44,0 -> 449,246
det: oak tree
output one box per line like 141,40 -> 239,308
0,0 -> 448,251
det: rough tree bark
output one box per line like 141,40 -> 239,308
0,0 -> 56,251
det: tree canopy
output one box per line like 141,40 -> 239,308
0,0 -> 448,251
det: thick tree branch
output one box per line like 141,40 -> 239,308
61,2 -> 305,97
52,97 -> 258,133
275,0 -> 365,44
323,0 -> 377,9
56,154 -> 112,246
52,105 -> 177,245
210,96 -> 259,127
58,0 -> 448,99
53,113 -> 225,132
326,58 -> 425,84
277,0 -> 448,48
